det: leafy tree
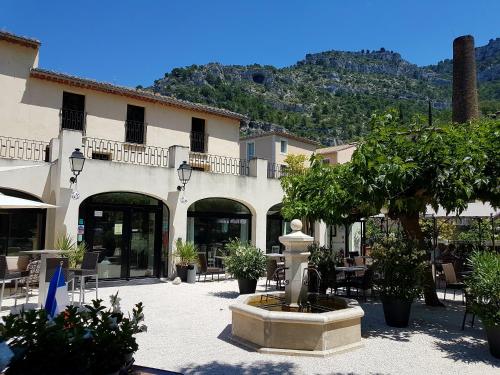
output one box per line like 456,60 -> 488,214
281,112 -> 499,305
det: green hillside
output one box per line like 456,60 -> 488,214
147,39 -> 500,145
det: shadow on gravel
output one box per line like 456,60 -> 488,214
209,291 -> 240,299
360,298 -> 499,365
179,361 -> 297,375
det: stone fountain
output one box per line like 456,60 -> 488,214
229,219 -> 364,357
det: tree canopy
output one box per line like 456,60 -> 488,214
281,112 -> 500,237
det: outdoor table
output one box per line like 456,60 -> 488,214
335,266 -> 367,297
266,253 -> 285,266
20,249 -> 66,307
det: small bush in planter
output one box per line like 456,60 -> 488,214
224,240 -> 266,294
0,293 -> 146,375
465,250 -> 500,358
174,239 -> 199,282
371,236 -> 426,327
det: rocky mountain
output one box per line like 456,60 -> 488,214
148,38 -> 500,145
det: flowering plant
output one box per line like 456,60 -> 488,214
371,235 -> 427,301
224,240 -> 266,280
0,293 -> 145,375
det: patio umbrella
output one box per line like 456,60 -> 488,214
0,193 -> 57,209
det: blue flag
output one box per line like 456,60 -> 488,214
45,264 -> 69,317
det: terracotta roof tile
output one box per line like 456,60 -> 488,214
0,30 -> 40,49
30,68 -> 247,121
315,143 -> 357,154
240,131 -> 321,146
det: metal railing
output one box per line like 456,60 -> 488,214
189,152 -> 249,176
190,131 -> 207,153
0,136 -> 49,162
60,108 -> 86,132
125,120 -> 146,144
267,162 -> 288,179
82,137 -> 169,167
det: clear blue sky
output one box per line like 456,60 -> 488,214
1,0 -> 498,87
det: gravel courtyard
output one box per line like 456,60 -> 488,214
2,278 -> 499,375
89,278 -> 499,375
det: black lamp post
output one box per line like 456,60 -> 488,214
177,161 -> 192,191
69,148 -> 85,183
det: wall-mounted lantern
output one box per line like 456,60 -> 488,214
69,148 -> 85,184
177,161 -> 192,191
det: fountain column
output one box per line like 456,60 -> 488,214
279,219 -> 313,308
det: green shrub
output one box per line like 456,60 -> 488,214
466,250 -> 500,327
173,239 -> 199,266
0,294 -> 146,375
224,240 -> 266,280
56,233 -> 86,268
371,236 -> 427,301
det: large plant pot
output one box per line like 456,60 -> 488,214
186,264 -> 196,284
237,278 -> 258,294
486,325 -> 500,358
381,296 -> 413,328
176,265 -> 188,282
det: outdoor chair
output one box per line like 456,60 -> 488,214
353,256 -> 365,277
442,263 -> 465,302
350,268 -> 375,302
23,260 -> 41,304
69,252 -> 100,305
0,255 -> 29,311
265,258 -> 285,290
197,253 -> 224,281
461,289 -> 476,330
45,257 -> 75,304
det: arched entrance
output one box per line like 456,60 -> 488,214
0,188 -> 46,255
187,198 -> 252,263
266,203 -> 290,253
79,192 -> 169,279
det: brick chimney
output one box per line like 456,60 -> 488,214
452,35 -> 479,123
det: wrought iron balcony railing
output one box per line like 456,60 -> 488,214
125,120 -> 146,144
267,162 -> 288,179
190,131 -> 207,153
82,137 -> 169,167
189,152 -> 249,176
60,108 -> 86,132
0,136 -> 50,162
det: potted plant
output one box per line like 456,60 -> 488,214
56,233 -> 87,268
225,240 -> 266,294
371,236 -> 426,327
173,239 -> 199,282
465,250 -> 500,358
0,294 -> 146,374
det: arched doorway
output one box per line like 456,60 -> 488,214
0,188 -> 46,255
266,203 -> 290,253
79,192 -> 169,279
187,198 -> 252,263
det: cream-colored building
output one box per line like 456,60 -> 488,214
239,131 -> 319,178
0,31 -> 361,279
315,144 -> 357,165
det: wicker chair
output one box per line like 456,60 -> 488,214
442,263 -> 465,302
197,253 -> 224,281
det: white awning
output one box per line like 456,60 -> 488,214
426,202 -> 498,218
0,193 -> 57,209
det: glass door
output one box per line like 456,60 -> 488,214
129,210 -> 156,277
90,209 -> 127,279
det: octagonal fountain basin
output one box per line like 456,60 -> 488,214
229,292 -> 364,357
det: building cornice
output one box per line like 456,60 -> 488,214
0,30 -> 40,49
30,68 -> 248,122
